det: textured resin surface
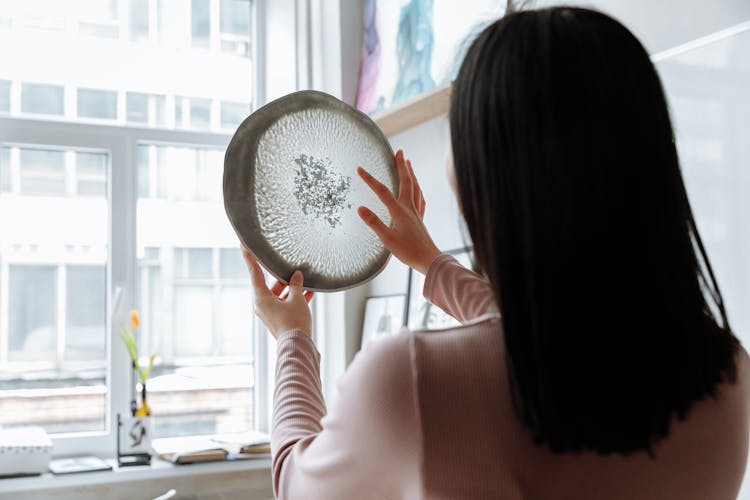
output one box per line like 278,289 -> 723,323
224,91 -> 397,291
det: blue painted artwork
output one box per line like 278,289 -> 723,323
356,0 -> 505,117
392,0 -> 435,106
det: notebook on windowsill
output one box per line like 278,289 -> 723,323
152,432 -> 270,465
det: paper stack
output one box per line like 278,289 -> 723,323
0,426 -> 53,477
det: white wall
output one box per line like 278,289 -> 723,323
537,0 -> 750,54
348,0 -> 750,355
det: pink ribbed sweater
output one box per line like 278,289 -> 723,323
271,254 -> 750,499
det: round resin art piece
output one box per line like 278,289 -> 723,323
224,90 -> 398,291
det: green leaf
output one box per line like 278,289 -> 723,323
139,354 -> 156,383
120,328 -> 139,366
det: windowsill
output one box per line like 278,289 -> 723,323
0,456 -> 271,494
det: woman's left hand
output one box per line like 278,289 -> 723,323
242,247 -> 314,338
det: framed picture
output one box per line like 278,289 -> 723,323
406,247 -> 474,330
117,414 -> 152,466
355,0 -> 506,116
361,294 -> 407,347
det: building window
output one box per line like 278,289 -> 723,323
220,0 -> 252,56
0,80 -> 10,113
0,0 -> 258,451
77,89 -> 118,121
9,265 -> 58,362
0,144 -> 109,434
78,0 -> 120,38
127,92 -> 167,127
129,0 -> 150,41
76,152 -> 107,197
191,0 -> 211,48
137,145 -> 253,438
18,147 -> 67,196
175,96 -> 212,130
220,101 -> 250,130
0,147 -> 10,192
21,83 -> 64,116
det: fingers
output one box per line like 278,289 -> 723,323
357,167 -> 398,212
395,150 -> 414,205
406,159 -> 424,211
241,247 -> 270,296
270,280 -> 286,297
357,205 -> 392,243
288,270 -> 304,297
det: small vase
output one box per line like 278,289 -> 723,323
135,383 -> 151,417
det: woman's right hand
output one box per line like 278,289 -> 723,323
357,149 -> 442,275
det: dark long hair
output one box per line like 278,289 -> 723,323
450,7 -> 739,454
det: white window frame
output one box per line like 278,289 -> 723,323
0,0 -> 327,457
0,116 -> 246,457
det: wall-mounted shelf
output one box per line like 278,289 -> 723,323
373,83 -> 453,137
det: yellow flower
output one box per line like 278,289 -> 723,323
130,310 -> 140,329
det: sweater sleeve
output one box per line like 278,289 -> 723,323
271,329 -> 421,500
423,253 -> 498,323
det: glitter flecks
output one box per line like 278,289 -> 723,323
293,154 -> 352,228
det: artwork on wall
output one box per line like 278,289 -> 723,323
355,0 -> 507,116
406,247 -> 474,330
360,294 -> 407,347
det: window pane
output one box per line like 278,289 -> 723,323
130,0 -> 149,41
0,144 -> 109,435
191,0 -> 210,48
175,248 -> 212,280
21,83 -> 64,115
190,98 -> 211,129
138,145 -> 150,198
220,101 -> 249,130
220,0 -> 250,36
657,29 -> 750,351
219,286 -> 252,356
137,144 -> 254,438
154,95 -> 166,126
127,92 -> 149,123
78,0 -> 119,38
77,88 -> 117,120
6,3 -> 253,129
76,152 -> 107,197
1,146 -> 10,192
174,286 -> 214,356
19,147 -> 66,195
8,266 -> 57,362
0,80 -> 9,113
65,266 -> 106,361
220,248 -> 245,279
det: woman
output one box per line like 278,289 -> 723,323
243,7 -> 749,499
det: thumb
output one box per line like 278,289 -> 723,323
289,270 -> 304,296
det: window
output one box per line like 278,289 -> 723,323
0,80 -> 9,113
137,147 -> 253,438
0,0 -> 259,453
76,152 -> 107,197
18,147 -> 66,196
21,83 -> 64,116
78,0 -> 119,39
129,0 -> 150,41
77,89 -> 118,121
656,26 -> 750,350
127,92 -> 167,126
221,101 -> 250,130
0,144 -> 109,434
9,265 -> 58,362
220,0 -> 252,56
191,0 -> 211,48
175,96 -> 213,130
